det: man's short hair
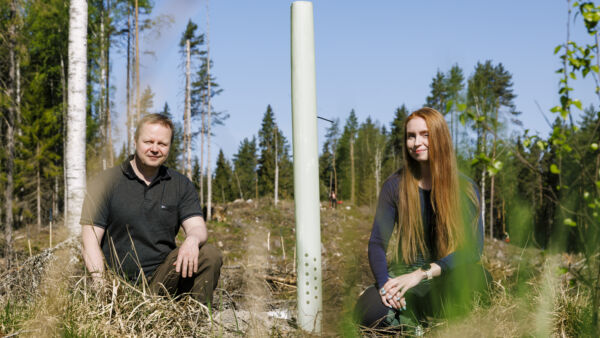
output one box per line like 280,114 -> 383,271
134,113 -> 175,143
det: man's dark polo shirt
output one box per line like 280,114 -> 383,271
80,157 -> 203,281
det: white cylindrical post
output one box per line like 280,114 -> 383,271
291,1 -> 322,334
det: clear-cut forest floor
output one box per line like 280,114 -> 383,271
0,199 -> 589,337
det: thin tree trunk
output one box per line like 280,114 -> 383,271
66,0 -> 88,235
206,3 -> 212,220
37,143 -> 42,230
105,0 -> 113,167
274,126 -> 279,206
184,39 -> 192,179
374,148 -> 382,200
488,107 -> 498,238
333,144 -> 337,196
4,0 -> 18,264
60,55 -> 68,225
134,0 -> 141,124
16,55 -> 21,134
100,0 -> 106,170
53,176 -> 59,221
350,137 -> 355,205
200,99 -> 205,207
481,129 -> 488,239
126,8 -> 132,154
235,171 -> 243,199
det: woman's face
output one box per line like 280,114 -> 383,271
406,116 -> 429,163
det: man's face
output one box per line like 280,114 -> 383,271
134,122 -> 172,169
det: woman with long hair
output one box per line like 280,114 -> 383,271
355,107 -> 489,330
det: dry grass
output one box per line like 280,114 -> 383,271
0,201 -> 596,336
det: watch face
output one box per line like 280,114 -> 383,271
421,263 -> 431,271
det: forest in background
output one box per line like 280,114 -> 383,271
1,0 -> 600,335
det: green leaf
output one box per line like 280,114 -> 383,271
550,164 -> 560,174
523,139 -> 531,147
563,218 -> 577,227
591,143 -> 598,150
536,140 -> 546,150
573,99 -> 583,110
493,160 -> 503,170
569,72 -> 577,80
457,103 -> 467,111
550,106 -> 561,113
554,45 -> 562,54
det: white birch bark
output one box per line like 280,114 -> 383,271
274,126 -> 279,206
66,0 -> 88,236
99,2 -> 106,170
37,143 -> 41,230
206,3 -> 212,220
200,95 -> 205,207
5,0 -> 17,261
374,148 -> 382,200
134,0 -> 140,125
126,9 -> 132,154
184,39 -> 192,179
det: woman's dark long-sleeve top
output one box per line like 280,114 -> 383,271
368,170 -> 484,288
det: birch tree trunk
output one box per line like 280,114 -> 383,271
489,107 -> 498,238
126,8 -> 132,154
99,1 -> 106,170
37,143 -> 42,230
481,129 -> 487,239
4,0 -> 18,263
200,98 -> 205,207
206,6 -> 212,221
350,137 -> 355,205
374,148 -> 382,200
184,39 -> 192,179
66,0 -> 88,236
60,55 -> 68,224
105,0 -> 113,167
274,126 -> 279,206
134,0 -> 141,125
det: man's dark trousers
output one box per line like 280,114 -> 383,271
149,243 -> 222,305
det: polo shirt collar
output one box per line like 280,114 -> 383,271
121,155 -> 171,182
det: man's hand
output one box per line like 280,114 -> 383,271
174,236 -> 200,278
176,216 -> 208,278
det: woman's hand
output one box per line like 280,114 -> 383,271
379,286 -> 406,310
379,270 -> 425,309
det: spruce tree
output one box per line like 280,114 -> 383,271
257,105 -> 292,200
213,149 -> 234,203
233,137 -> 258,200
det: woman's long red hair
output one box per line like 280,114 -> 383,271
390,107 -> 473,264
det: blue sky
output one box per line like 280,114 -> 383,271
111,0 -> 598,168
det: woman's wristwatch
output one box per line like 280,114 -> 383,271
421,263 -> 433,280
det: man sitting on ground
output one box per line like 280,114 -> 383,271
80,113 -> 222,305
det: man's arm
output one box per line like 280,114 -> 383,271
81,225 -> 106,279
175,216 -> 208,278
